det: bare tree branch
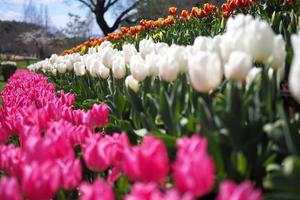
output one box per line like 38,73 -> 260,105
104,0 -> 119,12
76,0 -> 96,11
111,1 -> 139,30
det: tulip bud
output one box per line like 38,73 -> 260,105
155,42 -> 169,54
74,62 -> 86,76
101,46 -> 116,69
112,55 -> 126,79
49,54 -> 58,64
0,177 -> 22,200
123,44 -> 138,64
93,61 -> 110,79
139,39 -> 155,58
145,53 -> 160,76
98,41 -> 112,51
289,32 -> 300,103
216,181 -> 262,200
224,51 -> 252,81
65,59 -> 73,71
125,75 -> 140,92
188,51 -> 222,93
245,19 -> 275,62
270,35 -> 286,70
194,36 -> 210,51
57,63 -> 67,74
130,54 -> 148,81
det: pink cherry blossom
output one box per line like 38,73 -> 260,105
173,135 -> 215,197
123,135 -> 169,183
80,178 -> 115,200
216,181 -> 262,200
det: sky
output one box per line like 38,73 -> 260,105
0,0 -> 109,35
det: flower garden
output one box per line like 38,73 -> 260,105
1,0 -> 300,199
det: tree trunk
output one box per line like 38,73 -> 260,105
94,6 -> 117,36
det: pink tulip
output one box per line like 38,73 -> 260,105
83,133 -> 129,172
173,135 -> 215,197
84,104 -> 109,128
46,119 -> 91,146
58,91 -> 75,106
124,182 -> 163,200
0,144 -> 25,177
80,178 -> 115,200
57,158 -> 82,190
23,134 -> 74,164
123,135 -> 169,183
0,121 -> 10,143
0,177 -> 22,200
125,183 -> 194,200
216,181 -> 262,200
22,161 -> 60,200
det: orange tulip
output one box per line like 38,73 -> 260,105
168,7 -> 178,15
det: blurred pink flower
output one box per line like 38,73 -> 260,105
0,144 -> 25,177
0,177 -> 22,200
57,158 -> 82,190
22,161 -> 60,200
124,182 -> 163,200
173,135 -> 215,197
80,178 -> 115,200
83,133 -> 129,172
84,104 -> 109,128
125,183 -> 195,200
216,181 -> 262,200
123,135 -> 169,183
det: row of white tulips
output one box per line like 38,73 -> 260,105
28,14 -> 297,97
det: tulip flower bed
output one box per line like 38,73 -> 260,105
1,0 -> 300,200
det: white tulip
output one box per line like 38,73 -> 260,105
74,62 -> 86,76
88,47 -> 97,55
101,46 -> 116,68
188,51 -> 222,93
130,54 -> 148,81
112,55 -> 126,79
245,19 -> 275,62
49,54 -> 58,64
145,53 -> 159,76
270,35 -> 286,70
169,45 -> 188,73
158,53 -> 179,82
246,67 -> 262,87
139,39 -> 155,58
50,65 -> 57,75
226,14 -> 253,33
57,63 -> 67,74
193,36 -> 210,51
122,44 -> 138,64
72,53 -> 82,63
289,32 -> 300,103
93,61 -> 110,79
125,75 -> 140,92
155,42 -> 169,54
224,51 -> 252,81
64,59 -> 73,71
98,41 -> 112,51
